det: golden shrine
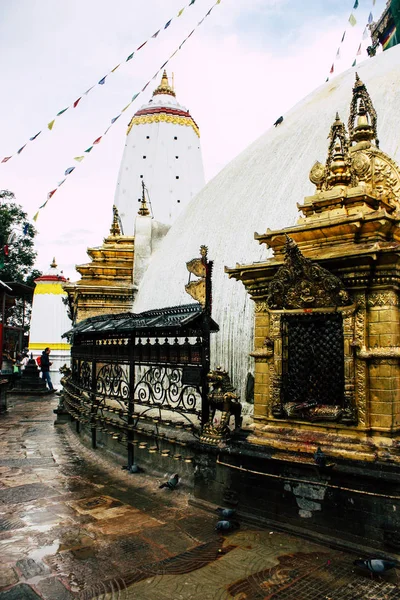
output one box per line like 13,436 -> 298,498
226,74 -> 400,464
63,206 -> 135,323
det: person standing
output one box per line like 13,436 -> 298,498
41,347 -> 55,392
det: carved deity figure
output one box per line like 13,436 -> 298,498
200,367 -> 242,445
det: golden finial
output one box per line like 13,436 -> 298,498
109,205 -> 121,236
138,181 -> 150,216
348,73 -> 378,147
50,257 -> 57,269
325,113 -> 351,187
153,70 -> 176,97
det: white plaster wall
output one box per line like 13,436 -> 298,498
133,47 -> 400,403
29,293 -> 72,345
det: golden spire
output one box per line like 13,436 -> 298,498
50,257 -> 57,269
153,70 -> 176,97
109,205 -> 121,236
138,181 -> 150,216
348,73 -> 378,147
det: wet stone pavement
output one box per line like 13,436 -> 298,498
0,395 -> 399,600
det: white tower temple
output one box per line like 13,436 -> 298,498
28,258 -> 71,386
114,70 -> 205,234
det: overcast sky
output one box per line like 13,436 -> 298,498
0,0 -> 386,279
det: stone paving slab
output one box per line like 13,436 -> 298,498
0,395 -> 399,600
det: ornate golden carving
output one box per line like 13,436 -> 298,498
267,237 -> 350,310
152,70 -> 176,98
200,368 -> 242,445
255,301 -> 269,313
367,291 -> 399,307
127,113 -> 200,137
185,246 -> 208,307
358,347 -> 400,359
348,74 -> 378,147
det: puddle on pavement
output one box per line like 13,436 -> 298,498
28,540 -> 60,561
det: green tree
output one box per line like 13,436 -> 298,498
0,190 -> 42,331
0,190 -> 41,285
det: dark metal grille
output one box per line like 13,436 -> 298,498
281,313 -> 344,407
96,363 -> 130,400
134,366 -> 201,414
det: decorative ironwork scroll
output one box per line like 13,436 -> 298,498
96,363 -> 130,400
134,366 -> 201,415
79,361 -> 91,389
267,237 -> 350,310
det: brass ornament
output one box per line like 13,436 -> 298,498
200,368 -> 242,445
309,161 -> 326,189
267,236 -> 350,310
348,74 -> 378,147
185,246 -> 208,307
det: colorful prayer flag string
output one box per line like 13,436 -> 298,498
325,0 -> 376,82
1,0 -> 203,166
33,0 -> 222,221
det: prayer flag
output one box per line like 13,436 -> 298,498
98,76 -> 107,85
1,157 -> 11,163
126,52 -> 134,61
56,107 -> 68,116
178,8 -> 184,16
132,93 -> 139,101
73,97 -> 81,108
47,189 -> 57,200
104,126 -> 111,135
111,64 -> 120,72
57,179 -> 66,186
33,212 -> 39,222
349,13 -> 357,26
65,166 -> 75,176
189,0 -> 196,4
121,103 -> 131,112
136,41 -> 147,51
216,0 -> 221,4
84,85 -> 95,95
373,0 -> 376,5
330,64 -> 334,74
17,145 -> 26,154
152,30 -> 160,38
48,119 -> 55,130
353,0 -> 359,9
30,131 -> 41,141
336,48 -> 341,58
23,224 -> 29,235
341,31 -> 346,42
111,115 -> 120,124
84,146 -> 93,153
326,77 -> 329,82
93,136 -> 102,145
160,61 -> 168,69
363,27 -> 368,39
352,59 -> 356,66
356,43 -> 362,55
74,156 -> 85,162
368,12 -> 373,24
39,200 -> 48,209
142,81 -> 150,92
164,20 -> 172,29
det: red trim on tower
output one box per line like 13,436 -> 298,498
34,275 -> 67,283
134,106 -> 199,129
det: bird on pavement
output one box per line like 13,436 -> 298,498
273,116 -> 284,127
215,520 -> 240,532
159,473 -> 180,490
216,507 -> 236,519
354,558 -> 397,575
130,464 -> 145,474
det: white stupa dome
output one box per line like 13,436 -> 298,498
133,46 -> 400,403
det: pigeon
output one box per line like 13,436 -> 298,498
354,558 -> 397,574
159,473 -> 180,490
273,116 -> 283,127
314,446 -> 327,468
130,464 -> 144,474
216,507 -> 236,519
215,520 -> 240,532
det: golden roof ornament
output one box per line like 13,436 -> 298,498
153,70 -> 176,98
50,257 -> 57,269
138,181 -> 150,216
109,205 -> 121,236
185,245 -> 208,307
348,73 -> 378,148
324,113 -> 352,188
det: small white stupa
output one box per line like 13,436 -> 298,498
28,258 -> 71,385
114,70 -> 205,233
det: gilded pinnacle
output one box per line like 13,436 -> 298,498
153,70 -> 176,97
50,257 -> 57,269
109,205 -> 121,236
138,181 -> 150,216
